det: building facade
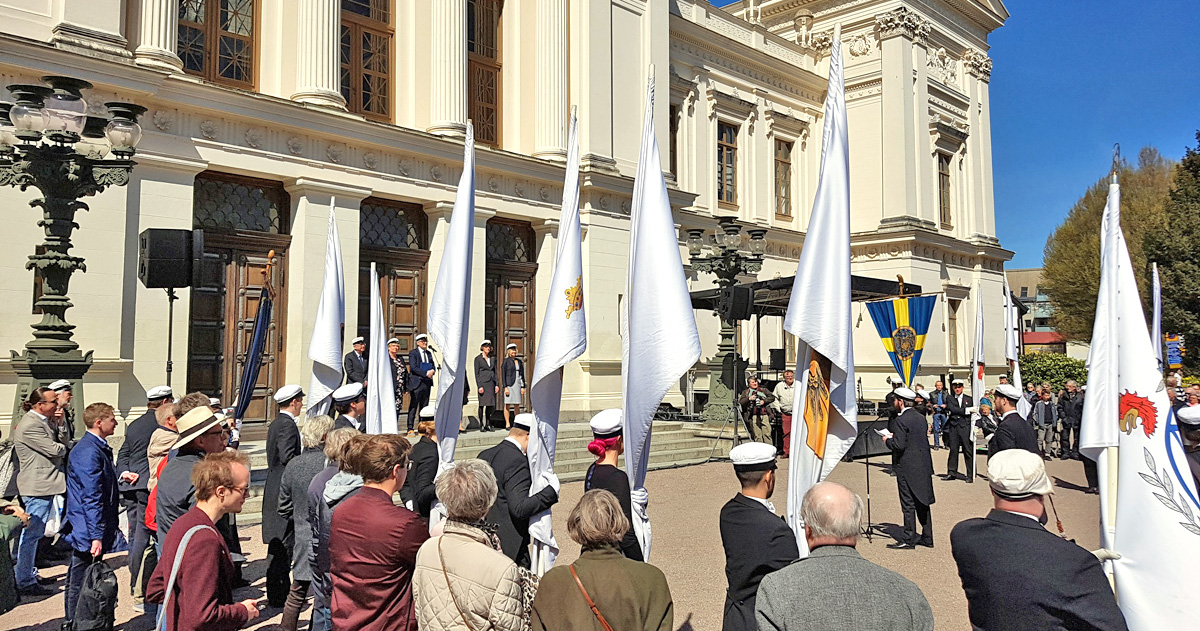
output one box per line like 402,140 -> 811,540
0,0 -> 1012,430
1006,267 -> 1089,360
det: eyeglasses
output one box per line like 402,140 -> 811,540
200,428 -> 224,438
226,485 -> 252,497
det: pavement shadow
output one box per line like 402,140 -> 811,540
1052,476 -> 1090,493
675,612 -> 696,631
876,522 -> 908,542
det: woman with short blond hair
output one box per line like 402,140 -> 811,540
531,490 -> 674,631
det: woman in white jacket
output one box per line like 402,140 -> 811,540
413,459 -> 525,631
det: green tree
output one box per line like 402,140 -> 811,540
1041,147 -> 1174,341
1144,132 -> 1200,372
1016,353 -> 1088,393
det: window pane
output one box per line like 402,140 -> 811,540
193,174 -> 289,234
180,0 -> 205,22
361,200 -> 427,249
221,0 -> 253,36
218,37 -> 251,82
486,220 -> 534,262
342,0 -> 387,22
179,25 -> 206,73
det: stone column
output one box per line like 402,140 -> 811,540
292,0 -> 347,109
428,0 -> 468,137
533,0 -> 568,160
134,0 -> 184,72
875,7 -> 930,228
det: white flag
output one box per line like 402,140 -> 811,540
306,199 -> 344,418
782,34 -> 857,556
1003,276 -> 1031,418
1081,175 -> 1199,629
364,263 -> 398,434
428,123 -> 476,465
622,68 -> 702,561
528,109 -> 586,573
971,281 -> 986,468
1152,262 -> 1163,372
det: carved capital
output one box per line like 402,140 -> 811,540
875,7 -> 931,43
962,49 -> 993,82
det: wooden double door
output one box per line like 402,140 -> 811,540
485,263 -> 536,365
358,248 -> 430,413
187,233 -> 289,433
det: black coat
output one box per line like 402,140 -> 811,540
1058,391 -> 1085,425
501,356 -> 526,388
719,493 -> 799,631
263,412 -> 301,544
474,354 -> 499,407
407,347 -> 435,390
478,439 -> 558,568
333,414 -> 364,433
951,510 -> 1128,631
944,393 -> 973,428
885,407 -> 935,505
399,436 -> 438,519
116,409 -> 159,492
343,351 -> 368,384
584,463 -> 643,561
989,411 -> 1039,457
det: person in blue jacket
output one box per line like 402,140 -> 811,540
63,401 -> 121,625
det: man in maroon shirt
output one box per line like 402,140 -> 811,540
147,450 -> 260,631
330,434 -> 428,631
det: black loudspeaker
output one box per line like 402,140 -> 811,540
769,348 -> 786,371
719,285 -> 754,322
138,229 -> 204,289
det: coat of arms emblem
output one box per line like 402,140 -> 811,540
564,275 -> 583,319
892,325 -> 917,360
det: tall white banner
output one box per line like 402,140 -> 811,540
622,68 -> 702,560
1080,174 -> 1199,629
306,199 -> 344,418
1003,276 -> 1031,418
428,123 -> 476,465
1152,262 -> 1163,372
783,33 -> 858,556
528,109 -> 586,573
972,281 -> 986,468
364,263 -> 398,434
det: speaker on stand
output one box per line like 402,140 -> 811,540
138,229 -> 204,387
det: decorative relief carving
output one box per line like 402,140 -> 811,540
326,144 -> 344,163
287,136 -> 304,156
849,33 -> 877,57
927,47 -> 958,86
487,177 -> 500,193
398,158 -> 411,176
198,120 -> 217,140
430,165 -> 444,182
962,48 -> 993,81
598,196 -> 609,211
809,31 -> 833,55
620,200 -> 630,214
875,7 -> 931,43
539,186 -> 550,202
514,181 -> 526,197
244,128 -> 264,149
670,36 -> 821,103
152,110 -> 172,132
363,151 -> 378,169
847,79 -> 883,100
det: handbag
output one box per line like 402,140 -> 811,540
570,565 -> 615,631
44,494 -> 65,538
156,524 -> 216,631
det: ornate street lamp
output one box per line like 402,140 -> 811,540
687,217 -> 766,426
0,76 -> 144,434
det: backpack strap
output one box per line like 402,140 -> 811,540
156,524 -> 217,631
569,564 -> 614,631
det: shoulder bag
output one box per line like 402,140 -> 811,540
156,524 -> 216,631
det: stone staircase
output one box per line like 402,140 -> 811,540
237,421 -> 720,518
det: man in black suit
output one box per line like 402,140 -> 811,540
330,382 -> 366,432
989,384 -> 1039,458
478,414 -> 558,568
942,379 -> 975,482
719,442 -> 799,631
343,336 -> 368,384
115,385 -> 172,604
406,333 -> 436,435
881,387 -> 935,550
951,449 -> 1127,631
264,384 -> 303,607
884,381 -> 902,475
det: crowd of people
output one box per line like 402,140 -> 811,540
0,362 -> 1160,631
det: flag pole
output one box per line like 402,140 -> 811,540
1099,145 -> 1122,577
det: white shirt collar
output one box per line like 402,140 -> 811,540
32,410 -> 47,422
1002,509 -> 1041,522
505,436 -> 526,454
281,410 -> 297,422
741,493 -> 777,514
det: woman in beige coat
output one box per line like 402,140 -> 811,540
531,490 -> 674,631
414,458 -> 525,631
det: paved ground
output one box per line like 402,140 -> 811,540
1,449 -> 1101,631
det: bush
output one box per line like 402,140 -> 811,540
1017,353 -> 1088,393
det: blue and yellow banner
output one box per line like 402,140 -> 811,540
865,295 -> 938,387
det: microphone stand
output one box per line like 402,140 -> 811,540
853,414 -> 889,542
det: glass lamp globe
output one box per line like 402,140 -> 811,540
9,103 -> 47,132
104,118 -> 142,152
43,92 -> 87,135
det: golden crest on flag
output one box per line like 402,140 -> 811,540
804,354 -> 833,459
892,325 -> 917,360
564,275 -> 583,319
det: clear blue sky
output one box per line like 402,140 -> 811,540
716,1 -> 1200,268
989,0 -> 1200,267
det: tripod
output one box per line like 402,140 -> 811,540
706,400 -> 754,462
